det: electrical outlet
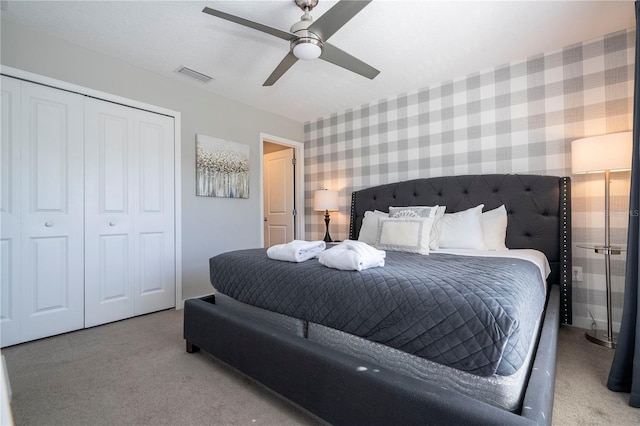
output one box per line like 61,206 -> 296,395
572,266 -> 583,282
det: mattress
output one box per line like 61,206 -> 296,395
209,248 -> 547,377
214,291 -> 541,412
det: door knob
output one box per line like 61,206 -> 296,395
44,221 -> 53,227
109,222 -> 116,227
264,217 -> 267,222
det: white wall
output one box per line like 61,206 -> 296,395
1,19 -> 304,300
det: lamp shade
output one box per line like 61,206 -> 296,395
313,189 -> 338,211
571,132 -> 633,174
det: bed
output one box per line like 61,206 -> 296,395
184,174 -> 572,425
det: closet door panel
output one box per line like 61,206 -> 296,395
1,77 -> 22,347
91,233 -> 131,323
84,99 -> 136,327
19,82 -> 84,341
139,232 -> 163,293
134,111 -> 175,315
30,237 -> 72,309
0,239 -> 18,346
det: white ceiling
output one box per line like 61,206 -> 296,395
1,1 -> 635,123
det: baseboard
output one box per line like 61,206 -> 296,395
571,315 -> 621,333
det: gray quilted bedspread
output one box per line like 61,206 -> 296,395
209,249 -> 546,377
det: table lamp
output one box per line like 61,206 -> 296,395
572,131 -> 633,348
313,189 -> 339,242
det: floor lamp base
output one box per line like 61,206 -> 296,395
585,329 -> 617,349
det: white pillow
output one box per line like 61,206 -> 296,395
358,210 -> 389,245
389,205 -> 439,218
388,205 -> 446,250
438,204 -> 485,250
375,216 -> 434,255
482,205 -> 508,251
429,206 -> 447,250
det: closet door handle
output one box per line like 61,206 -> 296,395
44,221 -> 53,227
109,222 -> 116,227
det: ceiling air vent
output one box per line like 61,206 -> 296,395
176,66 -> 213,83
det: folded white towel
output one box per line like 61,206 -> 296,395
267,240 -> 326,262
318,240 -> 386,271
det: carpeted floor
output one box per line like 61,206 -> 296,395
2,309 -> 639,425
553,325 -> 639,425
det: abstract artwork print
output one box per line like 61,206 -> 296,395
196,134 -> 249,198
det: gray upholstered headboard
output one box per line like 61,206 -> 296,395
349,174 -> 572,324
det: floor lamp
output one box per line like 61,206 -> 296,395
572,131 -> 633,348
313,189 -> 339,243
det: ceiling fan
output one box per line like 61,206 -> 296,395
202,0 -> 380,86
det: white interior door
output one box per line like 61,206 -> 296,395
0,76 -> 22,347
19,81 -> 85,342
263,148 -> 294,247
85,99 -> 175,327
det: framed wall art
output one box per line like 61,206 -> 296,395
196,134 -> 249,198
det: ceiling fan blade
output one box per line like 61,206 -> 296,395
202,7 -> 296,41
308,0 -> 372,41
263,52 -> 299,86
320,43 -> 379,80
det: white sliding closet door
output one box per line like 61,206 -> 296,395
19,81 -> 85,342
84,99 -> 175,327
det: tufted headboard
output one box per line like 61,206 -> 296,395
349,174 -> 572,324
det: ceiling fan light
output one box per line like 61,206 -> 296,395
292,38 -> 322,60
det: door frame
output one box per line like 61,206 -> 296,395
259,133 -> 305,247
0,65 -> 184,309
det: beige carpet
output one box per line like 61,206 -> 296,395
553,325 -> 639,425
3,309 -> 639,425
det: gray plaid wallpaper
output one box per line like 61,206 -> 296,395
304,29 -> 634,331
